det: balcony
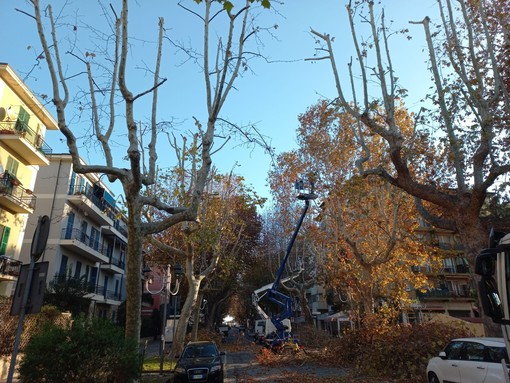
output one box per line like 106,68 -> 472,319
67,185 -> 114,226
411,264 -> 470,275
87,284 -> 123,304
416,288 -> 476,301
101,222 -> 128,243
0,176 -> 36,214
443,264 -> 470,274
101,257 -> 125,274
0,255 -> 22,281
60,228 -> 108,264
0,121 -> 52,165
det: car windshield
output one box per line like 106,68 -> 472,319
182,344 -> 218,358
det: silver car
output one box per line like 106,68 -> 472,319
427,337 -> 510,383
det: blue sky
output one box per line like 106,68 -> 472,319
0,0 -> 439,203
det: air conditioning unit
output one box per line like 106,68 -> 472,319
0,106 -> 18,121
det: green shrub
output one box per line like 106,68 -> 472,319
0,299 -> 68,356
328,320 -> 474,380
19,317 -> 141,383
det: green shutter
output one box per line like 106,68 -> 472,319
15,106 -> 30,133
0,227 -> 10,255
6,157 -> 18,176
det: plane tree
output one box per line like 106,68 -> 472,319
27,0 -> 273,343
147,167 -> 264,357
309,0 -> 510,332
268,100 -> 434,325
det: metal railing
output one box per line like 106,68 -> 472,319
0,255 -> 22,277
96,285 -> 123,301
50,275 -> 121,301
411,264 -> 470,274
68,184 -> 124,227
0,120 -> 52,156
0,176 -> 36,210
417,289 -> 475,299
61,227 -> 106,255
61,228 -> 126,271
69,184 -> 109,213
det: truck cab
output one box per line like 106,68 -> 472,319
475,232 -> 510,383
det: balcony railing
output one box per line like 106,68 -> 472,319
69,184 -> 111,214
417,289 -> 476,299
96,285 -> 123,301
443,264 -> 470,274
0,176 -> 36,211
0,120 -> 52,156
109,257 -> 125,269
113,220 -> 128,238
411,264 -> 470,274
50,275 -> 121,301
0,255 -> 22,277
62,227 -> 106,255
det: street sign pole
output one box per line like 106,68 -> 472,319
7,215 -> 50,383
7,255 -> 35,383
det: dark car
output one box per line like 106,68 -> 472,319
174,341 -> 225,383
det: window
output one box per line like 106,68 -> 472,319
74,261 -> 82,279
6,157 -> 19,177
444,341 -> 464,360
65,212 -> 75,239
69,172 -> 76,195
90,227 -> 99,250
104,275 -> 109,298
0,225 -> 10,255
464,342 -> 485,361
486,346 -> 509,363
15,106 -> 30,133
59,255 -> 68,275
80,221 -> 88,243
90,267 -> 98,289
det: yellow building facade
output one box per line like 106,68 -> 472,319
0,63 -> 58,296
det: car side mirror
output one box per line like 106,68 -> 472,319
475,249 -> 498,276
478,277 -> 504,323
219,351 -> 226,356
439,351 -> 447,360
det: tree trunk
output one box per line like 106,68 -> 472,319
207,301 -> 218,329
169,274 -> 202,359
125,195 -> 143,342
192,293 -> 203,341
299,289 -> 314,325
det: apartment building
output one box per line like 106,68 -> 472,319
0,63 -> 58,297
410,225 -> 479,324
19,154 -> 128,321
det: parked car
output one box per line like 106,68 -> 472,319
426,337 -> 510,383
174,341 -> 225,383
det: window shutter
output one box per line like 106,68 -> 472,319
0,227 -> 10,255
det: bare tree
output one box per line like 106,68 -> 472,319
29,0 -> 272,344
309,0 -> 510,333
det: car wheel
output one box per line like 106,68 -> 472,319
428,372 -> 440,383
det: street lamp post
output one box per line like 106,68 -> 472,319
144,263 -> 182,373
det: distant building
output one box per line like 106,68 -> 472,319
0,63 -> 58,297
19,154 -> 127,321
409,223 -> 479,325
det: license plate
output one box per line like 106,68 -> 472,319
191,374 -> 204,379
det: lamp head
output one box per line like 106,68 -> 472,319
173,263 -> 183,279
